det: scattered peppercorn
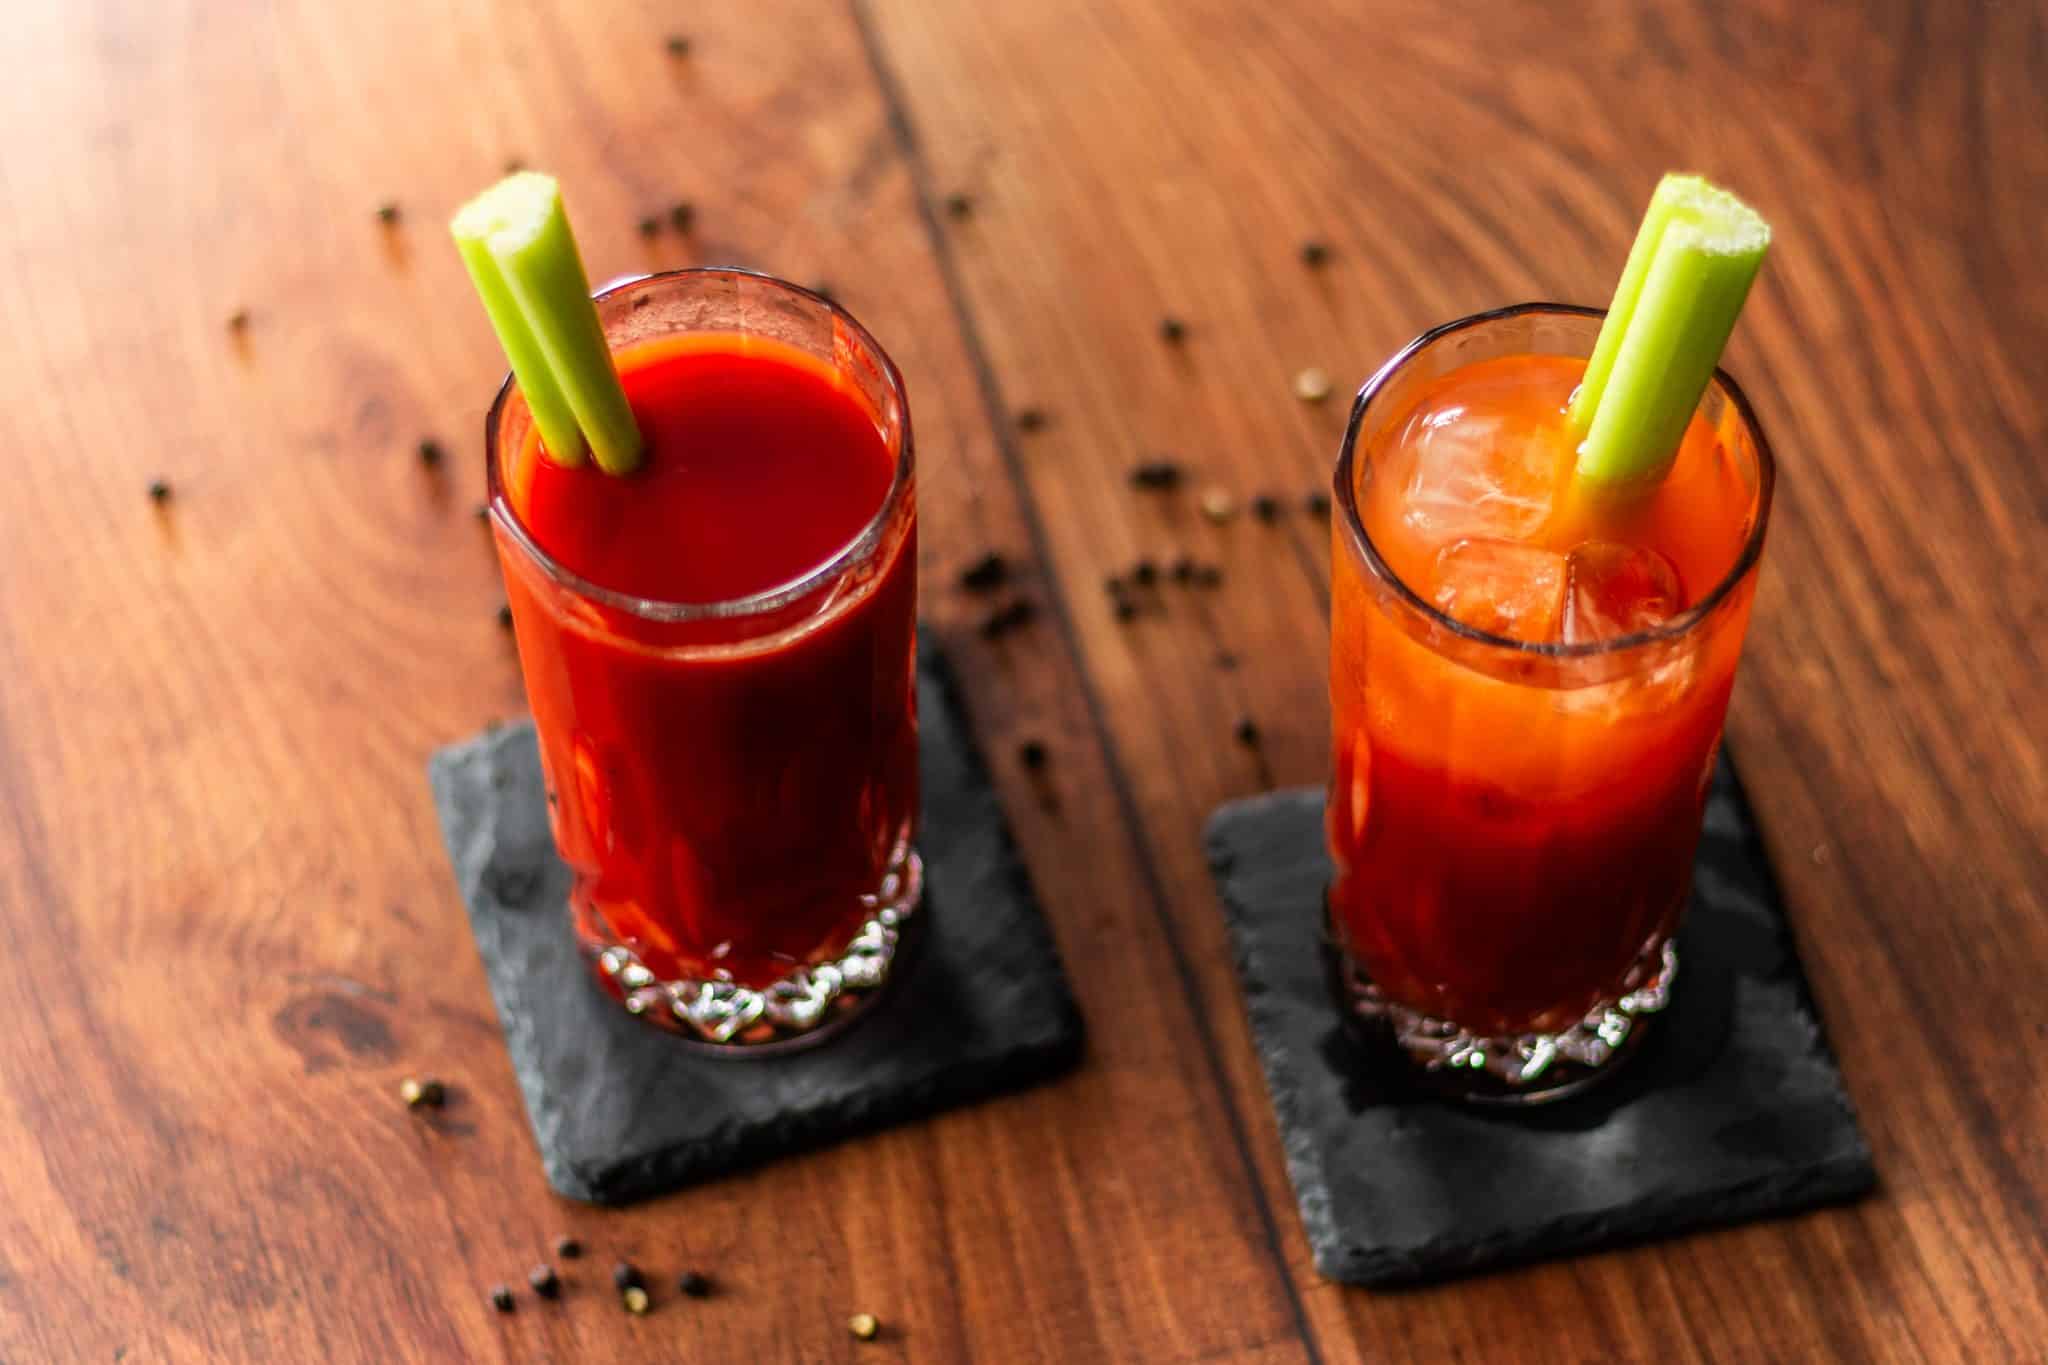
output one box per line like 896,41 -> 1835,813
1170,556 -> 1195,584
1015,407 -> 1047,433
553,1236 -> 582,1260
810,281 -> 836,302
148,479 -> 172,504
1131,459 -> 1184,490
668,201 -> 695,232
497,604 -> 514,630
528,1265 -> 560,1299
1132,559 -> 1159,587
677,1271 -> 712,1298
612,1262 -> 644,1292
849,1313 -> 881,1341
1235,716 -> 1261,747
979,599 -> 1037,639
666,34 -> 691,56
474,502 -> 490,522
400,1076 -> 446,1109
376,202 -> 400,224
490,1284 -> 515,1313
959,551 -> 1008,592
943,192 -> 972,219
1299,239 -> 1330,267
1195,564 -> 1224,588
1251,494 -> 1281,523
226,309 -> 250,332
1159,316 -> 1187,344
622,1285 -> 651,1315
1294,367 -> 1332,403
418,438 -> 444,468
1200,489 -> 1236,524
1305,490 -> 1331,517
1018,739 -> 1048,771
1216,650 -> 1239,670
1113,598 -> 1138,623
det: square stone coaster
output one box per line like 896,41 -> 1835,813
1204,760 -> 1874,1286
429,643 -> 1084,1204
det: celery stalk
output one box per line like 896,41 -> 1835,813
452,229 -> 584,468
1570,175 -> 1769,485
450,174 -> 642,475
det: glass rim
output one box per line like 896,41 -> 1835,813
484,266 -> 914,624
1332,301 -> 1777,659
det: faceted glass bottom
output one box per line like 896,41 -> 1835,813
583,845 -> 924,1056
1328,917 -> 1678,1106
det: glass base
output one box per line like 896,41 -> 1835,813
585,847 -> 924,1057
1329,929 -> 1678,1107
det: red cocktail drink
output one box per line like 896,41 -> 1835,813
488,270 -> 918,1050
1328,305 -> 1774,1101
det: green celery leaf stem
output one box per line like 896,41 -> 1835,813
452,173 -> 643,475
1571,174 -> 1769,485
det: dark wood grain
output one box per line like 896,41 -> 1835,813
0,2 -> 1306,1362
0,0 -> 2040,1360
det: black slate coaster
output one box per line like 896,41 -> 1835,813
429,643 -> 1084,1204
1204,760 -> 1874,1286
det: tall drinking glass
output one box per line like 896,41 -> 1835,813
1328,304 -> 1774,1103
487,270 -> 920,1053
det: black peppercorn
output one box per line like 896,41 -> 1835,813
528,1266 -> 560,1299
418,438 -> 444,468
489,1284 -> 515,1313
678,1270 -> 712,1298
1130,460 -> 1184,490
638,216 -> 660,238
148,479 -> 172,504
1018,739 -> 1048,771
376,202 -> 400,224
1159,316 -> 1187,344
1133,559 -> 1159,587
666,34 -> 690,56
1235,717 -> 1261,746
553,1236 -> 582,1260
1015,407 -> 1046,433
1299,239 -> 1330,267
959,552 -> 1008,593
1251,494 -> 1280,522
979,599 -> 1036,638
1306,490 -> 1331,517
399,1077 -> 446,1109
612,1261 -> 644,1292
944,192 -> 972,219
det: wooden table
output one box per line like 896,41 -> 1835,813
2,1 -> 2041,1359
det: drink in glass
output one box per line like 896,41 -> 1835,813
488,269 -> 919,1051
1327,304 -> 1774,1102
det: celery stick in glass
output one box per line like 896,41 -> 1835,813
451,173 -> 643,475
1571,175 -> 1770,486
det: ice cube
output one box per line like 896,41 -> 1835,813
1398,402 -> 1562,544
1428,538 -> 1568,642
1562,541 -> 1684,644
